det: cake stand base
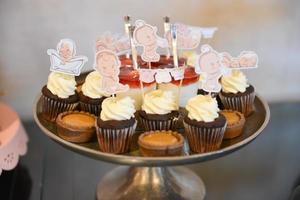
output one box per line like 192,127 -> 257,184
97,166 -> 205,200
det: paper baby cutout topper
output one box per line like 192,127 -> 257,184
195,45 -> 223,93
96,33 -> 130,55
138,66 -> 185,83
195,44 -> 259,93
133,20 -> 162,63
220,51 -> 258,69
94,49 -> 129,95
165,23 -> 218,50
47,39 -> 88,76
165,23 -> 201,50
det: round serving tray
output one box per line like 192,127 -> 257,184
33,92 -> 270,167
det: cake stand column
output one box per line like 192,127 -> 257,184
97,166 -> 205,200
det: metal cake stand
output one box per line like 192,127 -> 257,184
33,92 -> 269,200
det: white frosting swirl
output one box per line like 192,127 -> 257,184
100,97 -> 136,121
47,72 -> 76,98
221,70 -> 249,94
142,90 -> 178,115
81,71 -> 110,99
186,95 -> 219,122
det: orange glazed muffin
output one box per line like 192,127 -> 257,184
220,110 -> 245,139
56,111 -> 96,143
138,130 -> 184,157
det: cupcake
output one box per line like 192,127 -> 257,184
220,110 -> 245,139
79,71 -> 110,116
95,96 -> 137,154
183,95 -> 227,153
138,130 -> 184,157
56,111 -> 96,143
219,70 -> 255,116
139,89 -> 179,131
41,72 -> 78,122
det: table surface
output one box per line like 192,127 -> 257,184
4,103 -> 300,200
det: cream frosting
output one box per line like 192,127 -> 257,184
221,70 -> 249,94
141,90 -> 178,115
47,72 -> 76,98
100,96 -> 136,121
186,95 -> 219,122
81,71 -> 110,99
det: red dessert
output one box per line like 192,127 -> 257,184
119,66 -> 155,89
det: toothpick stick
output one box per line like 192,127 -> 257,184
163,16 -> 171,59
171,24 -> 179,68
170,24 -> 182,108
128,26 -> 138,69
112,93 -> 117,103
124,15 -> 131,59
128,24 -> 145,100
148,62 -> 152,69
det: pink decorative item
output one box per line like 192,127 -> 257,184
165,23 -> 201,50
96,33 -> 130,55
0,102 -> 28,175
47,38 -> 88,76
138,69 -> 156,83
155,69 -> 172,83
94,49 -> 129,95
220,51 -> 258,69
133,20 -> 161,62
195,45 -> 223,93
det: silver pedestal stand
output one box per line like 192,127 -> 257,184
34,94 -> 269,200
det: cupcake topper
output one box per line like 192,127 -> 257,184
47,38 -> 88,76
220,51 -> 258,70
133,20 -> 161,63
165,23 -> 218,50
94,49 -> 129,95
195,45 -> 223,93
96,33 -> 130,55
195,44 -> 259,94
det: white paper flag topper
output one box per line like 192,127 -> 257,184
220,51 -> 258,69
47,38 -> 88,76
94,49 -> 128,94
96,32 -> 131,55
133,20 -> 161,62
165,23 -> 201,50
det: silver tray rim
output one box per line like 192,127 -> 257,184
33,93 -> 270,167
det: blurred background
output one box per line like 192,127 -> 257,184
0,0 -> 299,120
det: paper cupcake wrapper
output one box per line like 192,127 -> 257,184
41,95 -> 78,122
95,121 -> 137,154
183,121 -> 226,153
140,117 -> 178,131
79,102 -> 101,117
219,92 -> 255,117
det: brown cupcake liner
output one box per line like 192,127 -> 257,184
140,117 -> 178,131
79,102 -> 101,116
219,92 -> 255,117
41,95 -> 78,122
183,121 -> 226,153
95,120 -> 137,154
